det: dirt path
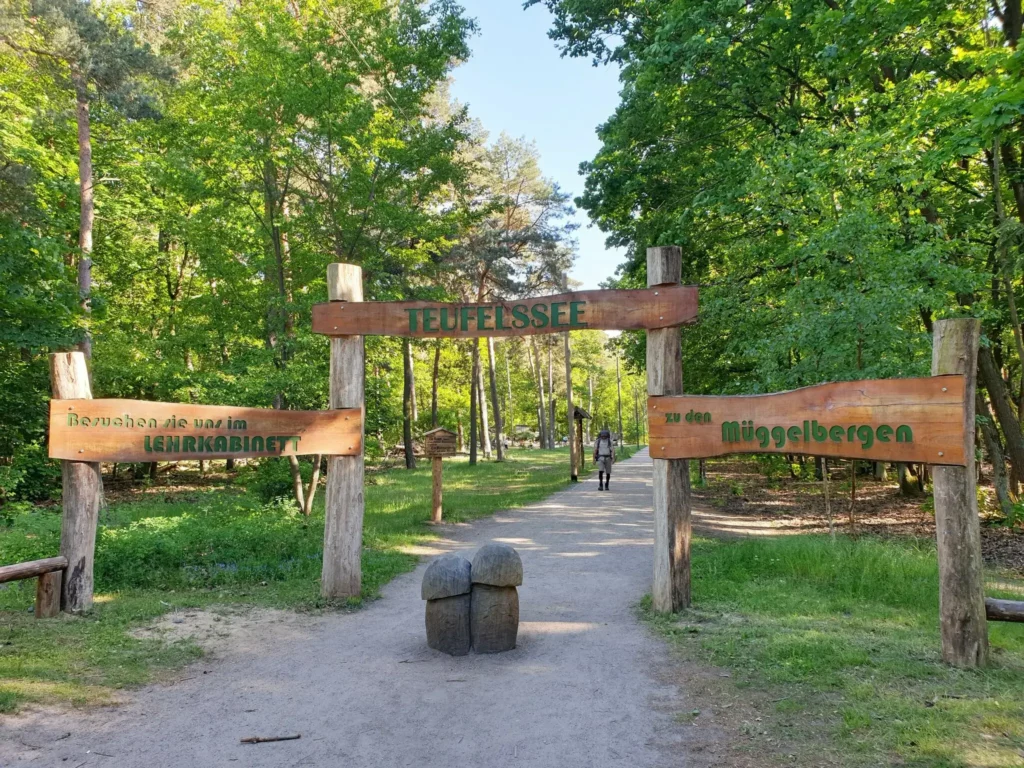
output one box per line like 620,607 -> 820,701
0,449 -> 727,768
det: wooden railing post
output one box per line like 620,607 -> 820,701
322,263 -> 366,599
49,351 -> 101,613
931,318 -> 988,667
647,246 -> 691,612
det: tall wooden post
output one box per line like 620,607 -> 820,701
322,263 -> 365,599
431,457 -> 443,524
647,246 -> 691,612
50,351 -> 101,613
931,318 -> 988,667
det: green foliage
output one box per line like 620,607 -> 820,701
247,458 -> 315,505
535,0 -> 1023,404
8,443 -> 62,502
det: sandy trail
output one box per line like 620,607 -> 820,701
1,449 -> 725,767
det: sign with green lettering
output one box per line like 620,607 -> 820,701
311,285 -> 698,338
648,376 -> 967,465
49,400 -> 362,462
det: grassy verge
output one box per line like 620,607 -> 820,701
0,447 -> 628,713
642,534 -> 1024,767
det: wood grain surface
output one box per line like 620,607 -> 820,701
648,376 -> 966,465
312,285 -> 698,338
49,399 -> 362,462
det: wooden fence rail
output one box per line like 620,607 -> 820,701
0,556 -> 67,618
986,598 -> 1024,623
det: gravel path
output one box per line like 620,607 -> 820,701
1,449 -> 724,767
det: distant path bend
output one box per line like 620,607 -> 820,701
0,449 -> 725,767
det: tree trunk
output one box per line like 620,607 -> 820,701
563,330 -> 577,481
486,336 -> 505,462
978,345 -> 1024,493
814,456 -> 824,481
615,352 -> 624,443
528,338 -> 547,448
898,463 -> 921,496
73,77 -> 94,359
873,462 -> 887,481
587,374 -> 594,444
226,458 -> 235,471
633,386 -> 641,446
476,340 -> 492,458
469,342 -> 479,466
410,347 -> 418,425
288,455 -> 306,511
403,338 -> 417,469
303,455 -> 322,516
505,341 -> 514,435
547,340 -> 556,447
431,340 -> 441,428
977,391 -> 1015,519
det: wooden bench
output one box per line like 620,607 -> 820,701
0,556 -> 66,618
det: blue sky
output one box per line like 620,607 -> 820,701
448,0 -> 626,290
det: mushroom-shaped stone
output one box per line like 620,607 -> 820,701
470,543 -> 523,587
421,553 -> 472,600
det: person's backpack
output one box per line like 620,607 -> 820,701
597,436 -> 612,457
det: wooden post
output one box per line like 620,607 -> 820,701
931,318 -> 988,667
431,457 -> 443,523
50,352 -> 101,614
322,264 -> 365,599
647,246 -> 691,612
35,571 -> 62,619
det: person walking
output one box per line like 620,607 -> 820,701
593,428 -> 615,491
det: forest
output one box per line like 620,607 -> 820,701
533,0 -> 1024,523
0,0 -> 645,513
1,2 -> 1023,764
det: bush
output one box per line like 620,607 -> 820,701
10,443 -> 61,502
94,497 -> 320,589
248,457 -> 317,504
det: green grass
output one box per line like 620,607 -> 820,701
0,447 -> 633,713
642,534 -> 1024,767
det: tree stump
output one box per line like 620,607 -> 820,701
422,554 -> 472,656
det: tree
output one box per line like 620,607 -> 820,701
535,0 -> 1024,517
1,0 -> 168,358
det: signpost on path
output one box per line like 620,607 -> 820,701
423,428 -> 458,524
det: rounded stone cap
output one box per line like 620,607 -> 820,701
421,554 -> 472,600
471,543 -> 523,587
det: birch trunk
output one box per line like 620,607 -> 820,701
487,336 -> 505,461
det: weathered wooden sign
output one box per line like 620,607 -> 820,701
648,376 -> 967,465
49,400 -> 362,462
311,285 -> 698,338
422,428 -> 458,458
